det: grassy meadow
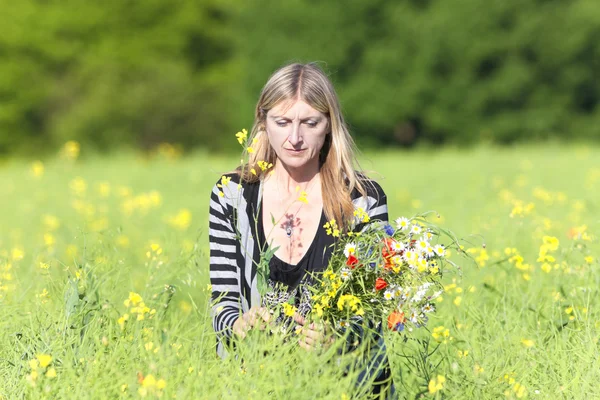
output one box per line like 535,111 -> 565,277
0,144 -> 599,399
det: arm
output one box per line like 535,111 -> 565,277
209,180 -> 242,349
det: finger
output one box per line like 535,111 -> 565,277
293,313 -> 305,326
298,339 -> 311,351
257,307 -> 271,323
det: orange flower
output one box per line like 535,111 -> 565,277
387,311 -> 405,331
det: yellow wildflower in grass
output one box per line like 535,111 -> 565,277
116,235 -> 130,248
118,314 -> 129,330
45,367 -> 57,378
542,236 -> 559,251
61,140 -> 80,161
29,359 -> 39,370
235,129 -> 248,144
96,182 -> 111,197
513,382 -> 527,398
69,177 -> 87,197
36,354 -> 52,368
167,209 -> 192,230
584,256 -> 594,264
431,326 -> 450,342
428,375 -> 445,394
453,296 -> 462,307
124,292 -> 143,307
43,214 -> 60,231
474,364 -> 484,375
11,248 -> 24,261
43,233 -> 55,247
39,262 -> 50,270
30,161 -> 44,178
457,350 -> 469,358
521,339 -> 535,348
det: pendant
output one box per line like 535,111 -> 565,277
285,226 -> 293,238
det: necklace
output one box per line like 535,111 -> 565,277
275,174 -> 320,239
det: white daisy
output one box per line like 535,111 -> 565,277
395,217 -> 410,231
434,244 -> 445,257
422,303 -> 435,313
409,309 -> 419,323
410,224 -> 422,236
343,242 -> 357,258
403,249 -> 417,263
383,290 -> 395,301
424,231 -> 434,241
424,245 -> 435,258
340,267 -> 351,281
393,286 -> 403,298
416,239 -> 428,252
391,241 -> 406,252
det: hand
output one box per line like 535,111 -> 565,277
293,313 -> 334,351
232,306 -> 271,339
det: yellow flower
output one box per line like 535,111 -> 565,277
167,209 -> 192,230
282,303 -> 296,317
36,354 -> 52,368
30,161 -> 44,178
428,375 -> 445,394
257,160 -> 273,171
235,129 -> 248,144
584,256 -> 594,264
11,248 -> 24,261
298,191 -> 308,204
46,367 -> 57,378
353,207 -> 370,223
61,140 -> 80,161
432,326 -> 450,342
156,379 -> 166,390
247,146 -> 255,154
521,338 -> 535,348
542,236 -> 559,251
142,374 -> 156,387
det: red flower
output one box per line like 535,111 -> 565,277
387,311 -> 405,331
346,254 -> 359,269
375,277 -> 387,291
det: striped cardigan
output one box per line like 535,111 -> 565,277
209,172 -> 388,358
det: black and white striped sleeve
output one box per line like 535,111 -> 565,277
352,179 -> 389,232
209,177 -> 242,343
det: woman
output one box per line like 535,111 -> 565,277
209,62 -> 394,397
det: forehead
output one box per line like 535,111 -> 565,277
269,99 -> 325,118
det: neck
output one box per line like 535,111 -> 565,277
273,160 -> 320,193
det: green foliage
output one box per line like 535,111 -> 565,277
0,0 -> 599,156
0,146 -> 599,397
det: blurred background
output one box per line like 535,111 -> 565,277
1,0 -> 599,157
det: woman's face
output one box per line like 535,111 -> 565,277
265,99 -> 329,171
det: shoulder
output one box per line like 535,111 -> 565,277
210,171 -> 260,210
350,172 -> 387,201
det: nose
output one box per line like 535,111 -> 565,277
287,123 -> 302,146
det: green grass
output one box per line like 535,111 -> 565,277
0,144 -> 598,399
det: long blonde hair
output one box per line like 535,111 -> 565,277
240,62 -> 367,230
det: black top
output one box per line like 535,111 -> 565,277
257,205 -> 335,289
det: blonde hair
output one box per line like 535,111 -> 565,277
240,62 -> 368,230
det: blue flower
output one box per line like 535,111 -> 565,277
383,224 -> 395,236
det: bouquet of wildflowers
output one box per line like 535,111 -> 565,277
310,213 -> 461,335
